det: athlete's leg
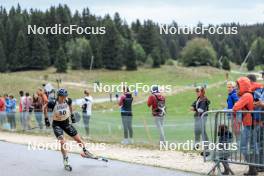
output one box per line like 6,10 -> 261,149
52,123 -> 67,158
58,135 -> 67,157
72,134 -> 85,148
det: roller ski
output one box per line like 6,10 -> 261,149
63,156 -> 72,171
81,149 -> 108,163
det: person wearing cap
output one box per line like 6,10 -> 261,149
191,86 -> 210,150
147,86 -> 166,143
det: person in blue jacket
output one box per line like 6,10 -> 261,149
226,81 -> 239,109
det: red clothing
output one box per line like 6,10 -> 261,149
118,94 -> 126,107
0,98 -> 5,112
233,77 -> 254,126
19,97 -> 23,112
147,93 -> 165,116
251,82 -> 263,91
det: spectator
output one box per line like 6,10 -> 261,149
5,94 -> 12,130
81,90 -> 93,136
22,92 -> 33,130
0,95 -> 6,128
119,87 -> 133,144
218,125 -> 234,175
191,86 -> 210,151
37,88 -> 48,120
233,77 -> 256,175
8,95 -> 16,131
32,93 -> 43,129
226,81 -> 239,109
147,86 -> 166,143
19,91 -> 26,130
248,74 -> 264,172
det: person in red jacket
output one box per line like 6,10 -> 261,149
233,77 -> 257,175
0,95 -> 6,128
147,86 -> 166,143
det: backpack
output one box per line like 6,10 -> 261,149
153,94 -> 166,117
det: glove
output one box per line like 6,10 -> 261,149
45,118 -> 50,127
71,114 -> 76,123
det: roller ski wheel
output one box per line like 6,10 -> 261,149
63,157 -> 72,171
64,164 -> 72,171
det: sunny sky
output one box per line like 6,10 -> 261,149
1,0 -> 264,25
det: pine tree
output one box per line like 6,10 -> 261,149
31,35 -> 50,69
55,47 -> 67,73
222,56 -> 230,70
137,20 -> 159,55
0,22 -> 7,56
169,39 -> 178,60
90,36 -> 102,69
101,19 -> 123,70
125,42 -> 137,70
12,30 -> 30,70
151,48 -> 161,68
133,41 -> 146,64
66,39 -> 82,70
0,41 -> 7,72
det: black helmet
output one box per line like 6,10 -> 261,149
151,85 -> 159,93
57,88 -> 68,97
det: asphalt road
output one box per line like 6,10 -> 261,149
0,141 -> 198,176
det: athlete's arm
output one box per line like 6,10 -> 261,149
44,101 -> 55,127
67,98 -> 73,114
67,98 -> 76,123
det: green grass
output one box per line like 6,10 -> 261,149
0,65 -> 228,100
76,83 -> 230,144
0,65 -> 242,146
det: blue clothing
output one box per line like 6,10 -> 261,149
227,90 -> 239,109
5,98 -> 12,113
10,99 -> 16,113
240,126 -> 259,159
253,88 -> 264,121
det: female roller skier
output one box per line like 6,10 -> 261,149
44,88 -> 94,171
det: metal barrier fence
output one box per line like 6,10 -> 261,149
201,110 -> 264,175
